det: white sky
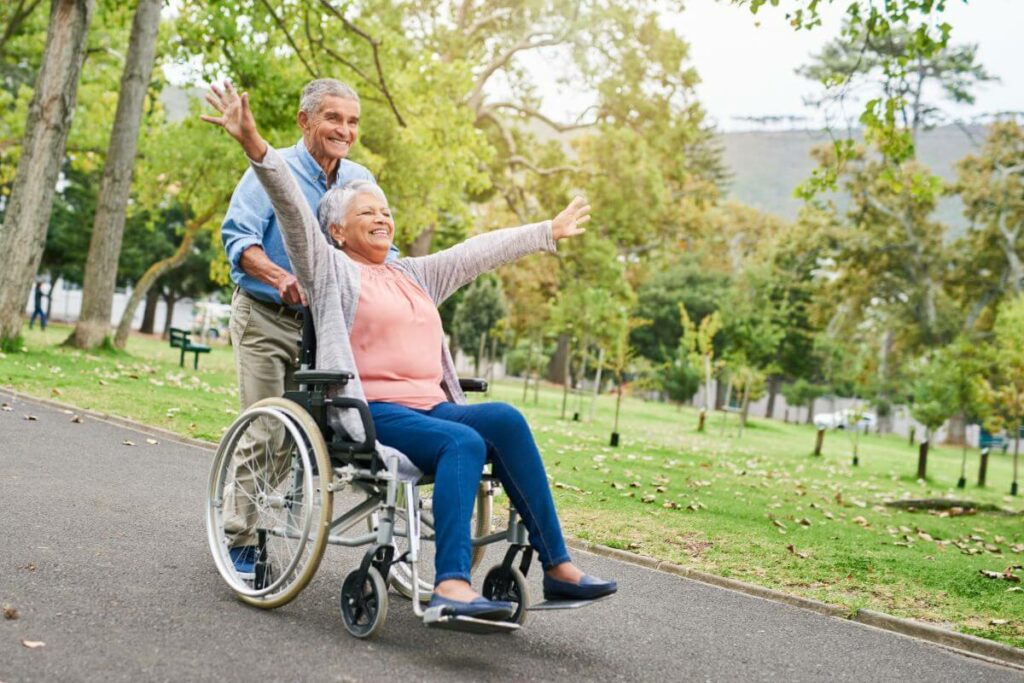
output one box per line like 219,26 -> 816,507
676,0 -> 1022,131
522,0 -> 1022,132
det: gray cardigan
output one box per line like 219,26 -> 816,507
248,146 -> 557,478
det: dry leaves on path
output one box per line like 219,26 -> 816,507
23,415 -> 37,421
20,639 -> 45,649
3,605 -> 19,620
122,440 -> 136,447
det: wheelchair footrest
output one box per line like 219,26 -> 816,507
528,595 -> 612,611
422,607 -> 520,634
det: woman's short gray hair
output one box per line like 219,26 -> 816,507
299,79 -> 359,115
317,180 -> 389,248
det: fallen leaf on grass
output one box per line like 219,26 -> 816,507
122,440 -> 135,447
917,531 -> 934,542
991,619 -> 1009,626
20,639 -> 44,649
3,605 -> 18,620
786,544 -> 809,559
98,380 -> 107,386
641,494 -> 656,504
1007,587 -> 1023,593
852,516 -> 870,527
772,519 -> 787,530
50,387 -> 62,397
980,567 -> 1022,583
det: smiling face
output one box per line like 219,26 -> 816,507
331,191 -> 395,265
298,95 -> 360,168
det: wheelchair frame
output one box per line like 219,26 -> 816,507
207,310 -> 565,638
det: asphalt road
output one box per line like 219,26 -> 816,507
2,390 -> 1021,683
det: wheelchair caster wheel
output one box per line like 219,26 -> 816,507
482,565 -> 529,626
340,566 -> 388,639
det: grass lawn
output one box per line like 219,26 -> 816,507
3,322 -> 1023,647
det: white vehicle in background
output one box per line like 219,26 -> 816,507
813,408 -> 876,433
191,301 -> 232,342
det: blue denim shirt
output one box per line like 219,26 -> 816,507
221,138 -> 397,305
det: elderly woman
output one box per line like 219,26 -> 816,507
203,83 -> 616,620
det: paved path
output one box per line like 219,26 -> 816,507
1,390 -> 1021,683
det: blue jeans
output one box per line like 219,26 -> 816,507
369,401 -> 571,585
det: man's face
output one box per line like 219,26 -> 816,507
299,95 -> 360,163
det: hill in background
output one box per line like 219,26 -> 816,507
719,125 -> 987,233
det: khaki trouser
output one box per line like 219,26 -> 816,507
223,289 -> 303,547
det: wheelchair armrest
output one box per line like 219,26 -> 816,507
295,369 -> 354,386
325,395 -> 377,453
459,378 -> 488,393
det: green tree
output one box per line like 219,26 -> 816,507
780,378 -> 828,425
909,351 -> 959,481
951,121 -> 1024,331
452,275 -> 506,376
981,295 -> 1024,496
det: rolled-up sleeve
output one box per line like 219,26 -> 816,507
221,168 -> 274,270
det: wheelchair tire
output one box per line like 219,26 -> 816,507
388,481 -> 493,601
482,564 -> 529,626
340,566 -> 388,639
206,397 -> 334,609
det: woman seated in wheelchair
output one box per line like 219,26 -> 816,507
203,82 -> 616,621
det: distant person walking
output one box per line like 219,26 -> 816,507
29,279 -> 50,330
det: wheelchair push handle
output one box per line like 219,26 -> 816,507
327,395 -> 378,453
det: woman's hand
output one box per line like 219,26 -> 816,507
551,196 -> 591,241
200,81 -> 268,162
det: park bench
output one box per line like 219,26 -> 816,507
169,327 -> 210,370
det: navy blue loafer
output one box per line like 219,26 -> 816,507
543,574 -> 618,601
428,594 -> 515,621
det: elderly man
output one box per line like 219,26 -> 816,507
219,78 -> 393,578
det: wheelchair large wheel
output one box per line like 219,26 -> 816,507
340,566 -> 388,639
207,397 -> 334,609
482,564 -> 529,626
388,481 -> 493,601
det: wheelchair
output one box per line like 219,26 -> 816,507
206,310 -> 598,638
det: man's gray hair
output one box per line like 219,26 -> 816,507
299,78 -> 359,115
317,180 -> 388,248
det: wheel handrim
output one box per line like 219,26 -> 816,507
207,405 -> 322,599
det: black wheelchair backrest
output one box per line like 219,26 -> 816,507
301,306 -> 317,369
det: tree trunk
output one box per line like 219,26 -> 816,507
139,286 -> 160,334
560,337 -> 572,420
917,439 -> 930,480
944,411 -> 967,446
522,337 -> 534,403
806,397 -> 816,425
0,0 -> 96,344
113,200 -> 222,349
765,375 -> 778,419
588,346 -> 605,421
408,225 -> 434,256
71,0 -> 162,349
549,334 -> 569,384
161,291 -> 177,340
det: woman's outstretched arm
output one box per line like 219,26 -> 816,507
406,197 -> 591,304
201,81 -> 331,296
